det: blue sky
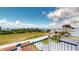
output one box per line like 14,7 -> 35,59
0,7 -> 79,29
0,7 -> 55,26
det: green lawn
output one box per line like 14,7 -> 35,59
41,39 -> 48,44
41,39 -> 60,44
0,32 -> 47,45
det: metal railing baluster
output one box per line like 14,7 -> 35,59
70,45 -> 72,51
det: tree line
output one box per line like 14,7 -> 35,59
0,27 -> 48,35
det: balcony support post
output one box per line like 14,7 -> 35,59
48,34 -> 51,51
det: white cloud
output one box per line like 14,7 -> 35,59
41,11 -> 46,16
15,20 -> 21,25
47,8 -> 64,21
49,22 -> 62,29
47,8 -> 79,21
63,16 -> 79,28
0,19 -> 44,29
47,7 -> 79,28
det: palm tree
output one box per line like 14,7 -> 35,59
62,24 -> 74,32
62,24 -> 75,36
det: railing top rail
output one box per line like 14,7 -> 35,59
21,37 -> 48,48
59,40 -> 77,46
10,48 -> 17,51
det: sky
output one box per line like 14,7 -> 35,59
0,7 -> 79,30
0,7 -> 56,29
47,7 -> 79,29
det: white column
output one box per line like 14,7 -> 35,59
48,34 -> 51,51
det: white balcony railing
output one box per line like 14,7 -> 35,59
0,35 -> 79,51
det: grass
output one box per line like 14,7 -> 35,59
41,39 -> 60,45
1,31 -> 78,45
41,39 -> 48,44
0,32 -> 47,45
64,36 -> 79,40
